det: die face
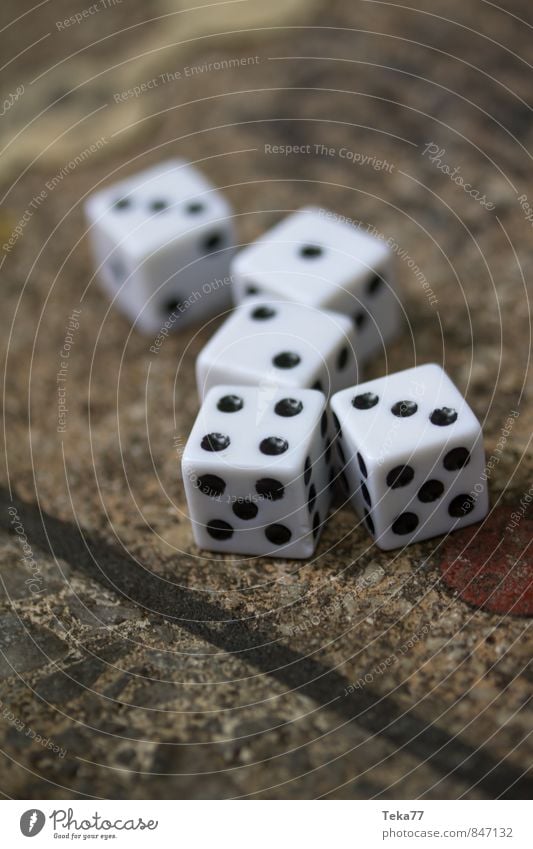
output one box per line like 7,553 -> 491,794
86,159 -> 233,255
331,364 -> 489,549
231,207 -> 400,360
196,298 -> 359,400
182,385 -> 331,558
339,430 -> 488,550
85,159 -> 235,333
331,364 -> 481,462
183,384 -> 325,478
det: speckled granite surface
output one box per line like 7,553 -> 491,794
0,0 -> 531,799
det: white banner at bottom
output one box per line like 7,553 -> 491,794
2,799 -> 529,848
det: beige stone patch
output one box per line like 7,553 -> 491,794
0,0 -> 320,181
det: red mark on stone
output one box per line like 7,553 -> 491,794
439,507 -> 533,616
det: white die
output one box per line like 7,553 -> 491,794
85,159 -> 235,334
330,364 -> 489,550
181,385 -> 333,558
231,206 -> 400,361
196,298 -> 359,400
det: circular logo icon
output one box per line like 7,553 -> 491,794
20,810 -> 45,837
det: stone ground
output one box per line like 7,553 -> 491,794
0,0 -> 531,799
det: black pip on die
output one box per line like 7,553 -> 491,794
85,159 -> 235,334
330,364 -> 489,550
182,385 -> 332,558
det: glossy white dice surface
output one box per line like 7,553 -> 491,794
196,298 -> 359,400
182,385 -> 333,558
231,206 -> 400,361
330,364 -> 489,550
85,159 -> 235,334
